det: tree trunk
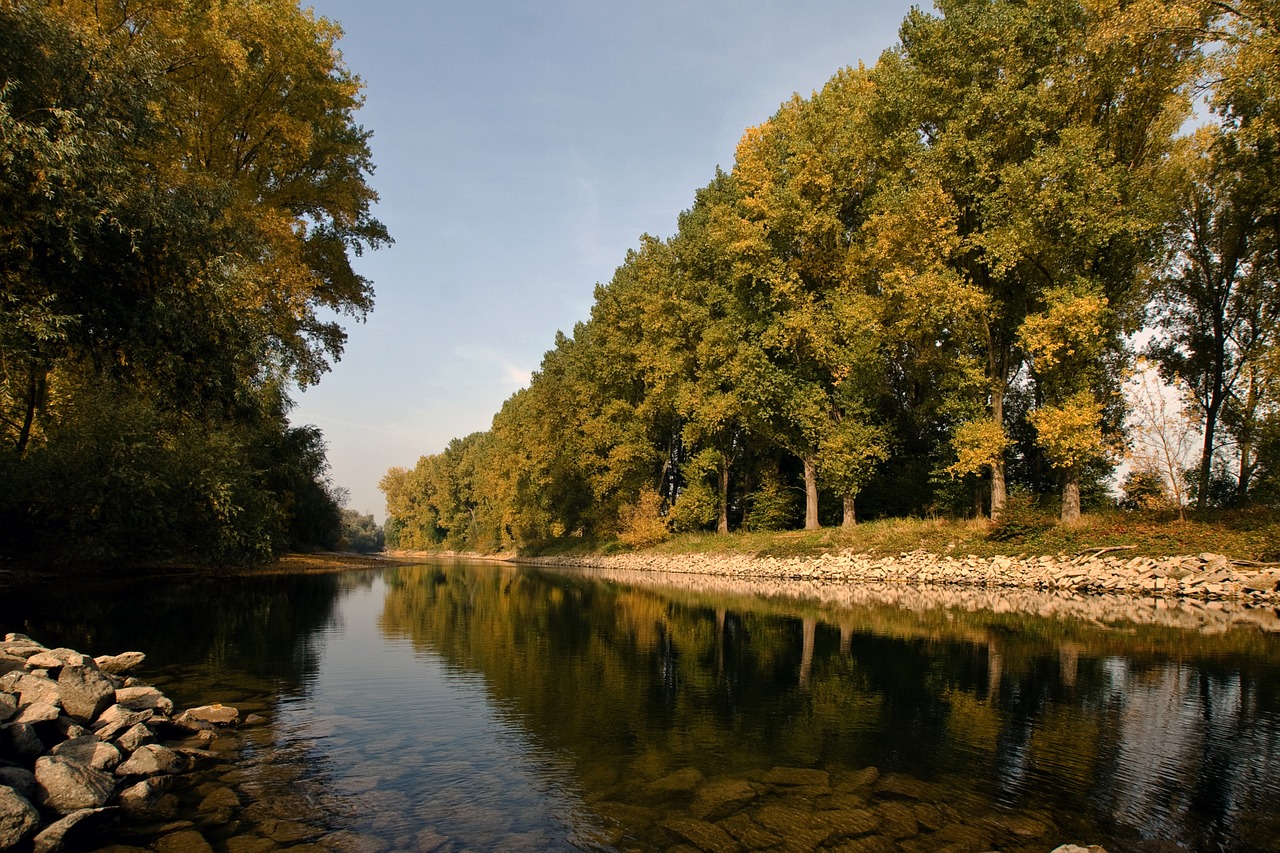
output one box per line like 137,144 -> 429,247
973,481 -> 984,519
842,495 -> 856,528
990,384 -> 1007,519
1061,468 -> 1082,525
717,456 -> 730,534
15,363 -> 46,457
1237,371 -> 1258,502
799,616 -> 816,692
803,454 -> 819,530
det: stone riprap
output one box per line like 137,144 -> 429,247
523,548 -> 1280,605
0,634 -> 241,853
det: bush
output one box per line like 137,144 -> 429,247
745,469 -> 796,531
987,492 -> 1056,542
618,489 -> 669,547
667,479 -> 719,533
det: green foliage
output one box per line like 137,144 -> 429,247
382,0 -> 1280,546
340,509 -> 385,554
667,479 -> 719,534
1120,468 -> 1173,512
0,0 -> 385,564
617,489 -> 670,548
986,493 -> 1057,544
745,469 -> 797,532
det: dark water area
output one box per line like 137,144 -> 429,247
3,559 -> 1280,853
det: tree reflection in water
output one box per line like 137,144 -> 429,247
379,561 -> 1280,852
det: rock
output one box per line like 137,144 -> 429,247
93,653 -> 146,676
5,723 -> 46,762
50,737 -> 124,772
762,766 -> 830,787
690,778 -> 757,821
92,705 -> 154,741
58,665 -> 117,722
117,777 -> 175,818
113,686 -> 173,715
11,700 -> 61,725
115,723 -> 155,753
1050,846 -> 1109,853
197,787 -> 239,812
154,829 -> 213,853
35,756 -> 118,814
0,686 -> 16,722
224,836 -> 279,853
32,807 -> 114,853
657,817 -> 738,853
0,785 -> 40,851
644,767 -> 705,797
177,705 -> 240,727
15,674 -> 61,708
115,744 -> 185,777
0,769 -> 36,803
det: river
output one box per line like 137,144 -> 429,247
3,559 -> 1279,852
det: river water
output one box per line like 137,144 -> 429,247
3,559 -> 1280,853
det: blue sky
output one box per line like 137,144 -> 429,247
293,1 -> 919,517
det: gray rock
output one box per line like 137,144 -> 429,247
0,674 -> 21,694
154,829 -> 213,853
0,785 -> 40,851
115,723 -> 155,753
2,634 -> 36,644
117,777 -> 175,818
49,716 -> 91,741
58,665 -> 116,723
0,655 -> 23,678
5,723 -> 45,762
32,807 -> 114,853
93,653 -> 146,676
115,744 -> 185,777
92,705 -> 154,741
34,756 -> 118,814
113,686 -> 173,715
0,693 -> 14,724
12,701 -> 61,725
177,705 -> 240,726
0,769 -> 36,802
51,737 -> 124,772
15,674 -> 61,708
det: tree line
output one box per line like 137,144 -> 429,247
0,0 -> 388,564
384,0 -> 1280,553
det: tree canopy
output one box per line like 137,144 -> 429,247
1,0 -> 387,563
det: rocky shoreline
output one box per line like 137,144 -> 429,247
0,635 -> 244,853
521,548 -> 1280,605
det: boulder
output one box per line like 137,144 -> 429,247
113,687 -> 173,716
0,693 -> 15,724
117,777 -> 175,818
154,830 -> 213,853
35,756 -> 118,814
0,769 -> 36,803
15,675 -> 61,708
4,723 -> 46,762
32,807 -> 114,853
58,666 -> 117,723
115,723 -> 155,754
115,744 -> 185,778
92,706 -> 154,742
0,656 -> 23,678
0,785 -> 40,851
51,737 -> 124,772
177,705 -> 239,727
12,701 -> 61,725
93,653 -> 146,676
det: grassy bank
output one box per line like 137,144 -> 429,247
517,507 -> 1280,563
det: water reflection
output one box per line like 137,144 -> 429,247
3,560 -> 1279,852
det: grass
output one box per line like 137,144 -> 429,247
517,507 -> 1280,563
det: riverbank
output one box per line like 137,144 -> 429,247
517,548 -> 1280,605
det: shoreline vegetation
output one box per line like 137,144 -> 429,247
385,510 -> 1280,607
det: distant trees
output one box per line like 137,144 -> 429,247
1,0 -> 386,563
383,0 -> 1280,551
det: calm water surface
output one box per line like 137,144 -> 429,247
3,559 -> 1279,853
